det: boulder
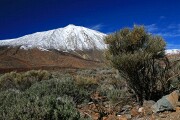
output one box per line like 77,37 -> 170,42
152,90 -> 179,113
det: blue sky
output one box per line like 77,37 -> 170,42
0,0 -> 180,49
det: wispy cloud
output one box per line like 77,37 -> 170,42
90,24 -> 104,31
177,24 -> 180,32
145,16 -> 180,49
157,32 -> 180,37
166,43 -> 180,49
145,24 -> 158,33
160,16 -> 166,19
167,24 -> 177,29
145,23 -> 180,49
145,23 -> 180,38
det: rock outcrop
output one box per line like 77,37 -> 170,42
152,90 -> 180,113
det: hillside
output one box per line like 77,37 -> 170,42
0,46 -> 104,73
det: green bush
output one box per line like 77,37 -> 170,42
105,25 -> 177,104
0,91 -> 80,120
0,76 -> 91,119
26,77 -> 90,104
97,77 -> 130,104
74,75 -> 98,92
0,70 -> 52,91
107,89 -> 129,104
77,69 -> 97,78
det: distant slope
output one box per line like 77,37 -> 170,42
0,46 -> 103,73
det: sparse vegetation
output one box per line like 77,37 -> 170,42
0,68 -> 130,119
0,70 -> 52,91
0,72 -> 91,119
74,75 -> 98,92
0,90 -> 80,120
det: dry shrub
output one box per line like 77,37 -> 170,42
0,70 -> 52,91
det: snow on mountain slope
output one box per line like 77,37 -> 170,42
0,24 -> 107,51
165,49 -> 180,54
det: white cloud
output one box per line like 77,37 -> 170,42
145,20 -> 180,49
167,24 -> 176,29
145,24 -> 158,33
157,32 -> 180,37
90,24 -> 104,31
177,24 -> 180,32
145,23 -> 180,38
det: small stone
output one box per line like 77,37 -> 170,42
138,107 -> 144,113
88,102 -> 93,105
117,114 -> 121,117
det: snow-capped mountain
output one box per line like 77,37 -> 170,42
0,24 -> 107,51
165,49 -> 180,54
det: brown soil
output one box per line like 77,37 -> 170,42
0,47 -> 103,73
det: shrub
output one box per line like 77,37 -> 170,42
77,69 -> 97,77
0,70 -> 52,91
98,78 -> 130,105
107,89 -> 129,104
0,76 -> 91,119
74,75 -> 98,92
24,70 -> 52,81
0,91 -> 80,120
105,25 -> 178,104
26,77 -> 90,104
75,76 -> 98,85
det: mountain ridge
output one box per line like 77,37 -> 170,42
165,49 -> 180,54
0,24 -> 107,51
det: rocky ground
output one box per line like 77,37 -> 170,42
78,91 -> 180,120
72,69 -> 180,120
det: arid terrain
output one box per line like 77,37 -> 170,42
0,46 -> 105,73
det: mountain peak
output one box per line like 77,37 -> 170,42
0,25 -> 107,51
66,24 -> 76,27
